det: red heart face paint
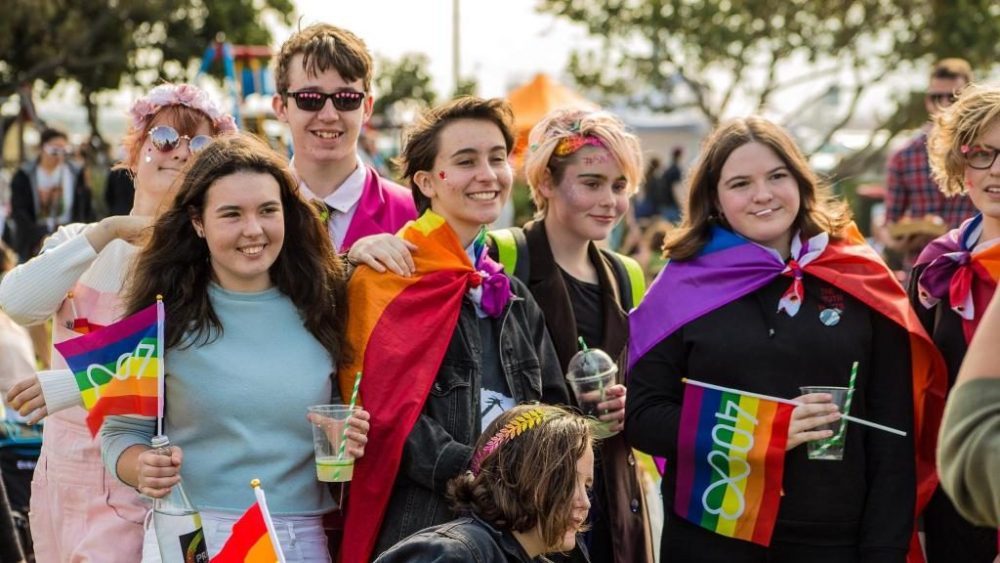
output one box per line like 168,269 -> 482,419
439,171 -> 447,180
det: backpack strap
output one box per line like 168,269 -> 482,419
601,249 -> 647,310
487,228 -> 530,284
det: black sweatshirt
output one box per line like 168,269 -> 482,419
626,274 -> 915,562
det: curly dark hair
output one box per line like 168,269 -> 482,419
447,404 -> 593,551
124,133 -> 348,365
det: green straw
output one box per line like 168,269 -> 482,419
333,371 -> 362,480
578,337 -> 588,351
817,361 -> 858,455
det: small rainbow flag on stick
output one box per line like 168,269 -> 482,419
54,300 -> 164,437
674,379 -> 793,546
212,479 -> 286,563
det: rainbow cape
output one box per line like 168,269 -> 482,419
211,501 -> 281,563
629,225 -> 947,554
338,211 -> 490,563
916,214 -> 1000,343
675,381 -> 793,546
54,301 -> 163,437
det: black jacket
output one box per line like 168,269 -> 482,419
9,160 -> 94,262
626,274 -> 915,563
373,276 -> 569,556
375,515 -> 544,563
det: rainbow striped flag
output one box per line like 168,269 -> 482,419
674,380 -> 793,546
212,502 -> 280,563
339,211 -> 491,563
54,301 -> 163,437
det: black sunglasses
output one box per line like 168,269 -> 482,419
148,126 -> 213,154
285,90 -> 366,112
926,92 -> 957,105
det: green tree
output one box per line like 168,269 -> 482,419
0,0 -> 294,158
373,53 -> 438,124
538,0 -> 1000,179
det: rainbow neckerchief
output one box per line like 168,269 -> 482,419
916,214 -> 1000,343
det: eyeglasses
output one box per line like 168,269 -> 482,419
284,90 -> 366,112
148,126 -> 213,154
43,146 -> 70,157
965,146 -> 1000,170
926,92 -> 958,106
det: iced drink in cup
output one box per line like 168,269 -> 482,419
566,347 -> 618,439
307,404 -> 358,482
799,386 -> 850,461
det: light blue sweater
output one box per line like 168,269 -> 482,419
101,283 -> 336,515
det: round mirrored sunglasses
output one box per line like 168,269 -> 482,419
148,126 -> 213,154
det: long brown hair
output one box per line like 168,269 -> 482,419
124,134 -> 348,363
665,116 -> 851,260
448,404 -> 593,551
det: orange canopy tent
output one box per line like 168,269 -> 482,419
506,73 -> 598,163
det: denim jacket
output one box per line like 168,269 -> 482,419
374,515 -> 546,563
374,277 -> 569,555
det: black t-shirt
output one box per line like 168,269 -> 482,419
561,268 -> 604,349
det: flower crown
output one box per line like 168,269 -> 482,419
470,408 -> 550,476
129,84 -> 238,134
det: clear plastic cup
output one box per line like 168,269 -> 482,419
798,386 -> 849,461
566,348 -> 619,439
307,404 -> 358,482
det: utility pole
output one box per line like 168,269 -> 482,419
452,0 -> 460,94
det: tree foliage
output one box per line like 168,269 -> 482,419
0,0 -> 294,148
537,0 -> 1000,178
372,53 -> 438,124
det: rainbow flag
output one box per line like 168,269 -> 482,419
674,380 -> 793,546
54,301 -> 163,437
338,211 -> 491,563
212,502 -> 280,563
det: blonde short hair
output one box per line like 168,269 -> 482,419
928,83 -> 1000,197
523,109 -> 642,217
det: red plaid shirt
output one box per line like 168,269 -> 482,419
885,131 -> 977,228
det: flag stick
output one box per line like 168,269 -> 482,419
683,378 -> 906,437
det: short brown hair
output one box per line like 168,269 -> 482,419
448,404 -> 593,550
664,116 -> 851,260
931,58 -> 973,85
274,23 -> 373,95
928,84 -> 1000,197
398,97 -> 515,214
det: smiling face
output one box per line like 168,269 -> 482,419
272,54 -> 372,169
192,171 -> 285,293
414,118 -> 513,245
541,145 -> 630,243
134,114 -> 213,202
964,119 -> 1000,238
716,142 -> 801,256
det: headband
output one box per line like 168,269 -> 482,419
129,84 -> 238,134
470,408 -> 550,476
553,134 -> 606,157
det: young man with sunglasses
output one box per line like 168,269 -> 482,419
272,24 -> 416,257
885,58 -> 978,275
9,128 -> 95,262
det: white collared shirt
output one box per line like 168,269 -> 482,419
293,157 -> 367,251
